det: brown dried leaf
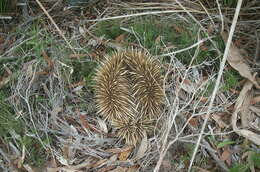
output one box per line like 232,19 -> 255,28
106,146 -> 134,154
193,166 -> 211,172
97,165 -> 117,172
115,34 -> 126,42
23,164 -> 34,172
232,80 -> 260,145
221,32 -> 260,88
119,147 -> 132,161
211,113 -> 228,128
250,96 -> 260,105
127,165 -> 140,172
109,166 -> 127,172
220,149 -> 232,166
0,75 -> 11,88
133,132 -> 148,161
91,159 -> 108,168
180,79 -> 196,93
162,160 -> 172,170
42,50 -> 54,69
188,117 -> 199,127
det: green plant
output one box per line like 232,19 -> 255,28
228,163 -> 249,172
222,69 -> 241,92
96,19 -> 125,39
0,0 -> 15,13
0,91 -> 24,139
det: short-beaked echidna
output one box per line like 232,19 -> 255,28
94,49 -> 164,145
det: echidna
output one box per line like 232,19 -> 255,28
94,49 -> 164,145
112,116 -> 155,145
94,52 -> 135,121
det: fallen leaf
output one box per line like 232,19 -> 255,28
127,165 -> 140,172
250,96 -> 260,105
119,147 -> 132,161
109,166 -> 127,172
193,166 -> 211,172
23,164 -> 34,172
180,79 -> 197,93
172,24 -> 184,33
211,113 -> 228,128
155,35 -> 162,44
188,117 -> 199,127
133,132 -> 148,161
115,34 -> 126,42
109,154 -> 118,162
232,80 -> 260,145
69,54 -> 88,58
91,159 -> 108,168
97,118 -> 108,133
162,160 -> 172,170
42,50 -> 54,69
106,145 -> 134,154
97,165 -> 117,172
220,149 -> 232,166
221,32 -> 260,88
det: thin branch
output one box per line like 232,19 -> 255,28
35,0 -> 76,54
188,0 -> 243,171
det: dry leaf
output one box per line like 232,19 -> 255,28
97,118 -> 108,133
0,74 -> 11,88
119,147 -> 132,161
109,154 -> 118,162
172,24 -> 184,33
47,167 -> 62,172
42,50 -> 54,69
188,117 -> 199,127
155,36 -> 162,44
23,164 -> 34,172
180,79 -> 196,93
106,146 -> 134,154
211,113 -> 228,128
193,166 -> 211,172
69,54 -> 88,59
221,32 -> 260,88
162,160 -> 172,170
232,80 -> 260,145
115,34 -> 126,42
250,96 -> 260,105
97,165 -> 117,172
133,132 -> 148,161
91,159 -> 108,168
109,166 -> 127,172
127,165 -> 140,172
79,26 -> 86,36
220,149 -> 232,166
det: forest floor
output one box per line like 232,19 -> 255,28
0,0 -> 259,172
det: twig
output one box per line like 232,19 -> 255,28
188,0 -> 243,171
0,16 -> 12,19
35,0 -> 76,54
202,139 -> 228,171
85,10 -> 205,22
160,37 -> 214,57
216,0 -> 224,32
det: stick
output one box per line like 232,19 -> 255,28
188,0 -> 243,171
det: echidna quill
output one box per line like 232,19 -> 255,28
94,49 -> 164,145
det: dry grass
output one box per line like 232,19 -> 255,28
0,0 -> 260,171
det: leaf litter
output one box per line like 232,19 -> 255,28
1,0 -> 260,171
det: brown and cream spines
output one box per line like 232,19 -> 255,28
94,49 -> 164,145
